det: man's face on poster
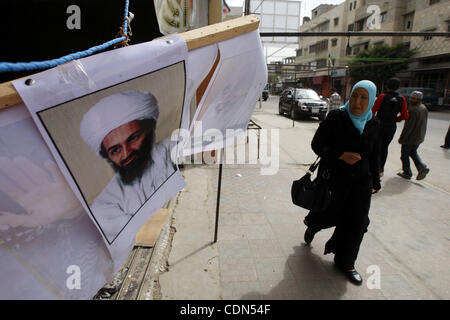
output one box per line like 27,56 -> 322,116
101,119 -> 156,184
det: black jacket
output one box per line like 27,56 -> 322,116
312,109 -> 381,191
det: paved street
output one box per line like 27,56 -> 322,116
156,95 -> 450,300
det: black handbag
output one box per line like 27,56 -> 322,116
291,156 -> 331,212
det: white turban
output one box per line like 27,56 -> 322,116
410,91 -> 423,100
80,90 -> 159,155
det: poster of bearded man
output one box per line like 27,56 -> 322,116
34,62 -> 185,245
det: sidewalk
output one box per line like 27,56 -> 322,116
150,112 -> 450,300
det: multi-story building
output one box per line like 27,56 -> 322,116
296,0 -> 450,103
398,0 -> 450,104
296,3 -> 348,98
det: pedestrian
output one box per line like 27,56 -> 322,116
372,77 -> 409,177
328,87 -> 342,113
397,91 -> 430,180
440,125 -> 449,149
303,80 -> 381,285
80,90 -> 175,242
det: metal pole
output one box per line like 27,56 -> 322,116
213,152 -> 223,243
244,0 -> 251,15
260,31 -> 450,37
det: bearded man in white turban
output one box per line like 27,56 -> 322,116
80,90 -> 175,243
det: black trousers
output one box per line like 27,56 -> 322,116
444,125 -> 450,148
379,124 -> 397,173
305,178 -> 372,270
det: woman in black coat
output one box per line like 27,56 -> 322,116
303,80 -> 381,285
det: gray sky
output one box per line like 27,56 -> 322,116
226,0 -> 345,23
225,1 -> 346,62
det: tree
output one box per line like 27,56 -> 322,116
348,43 -> 417,92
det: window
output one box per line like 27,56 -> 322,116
406,20 -> 412,30
348,24 -> 354,31
332,38 -> 338,46
424,28 -> 436,41
353,47 -> 360,55
356,19 -> 366,31
447,23 -> 450,38
350,2 -> 353,11
319,21 -> 330,32
430,0 -> 440,5
309,40 -> 329,53
295,89 -> 320,100
334,17 -> 339,26
316,59 -> 327,68
354,1 -> 357,9
380,12 -> 387,23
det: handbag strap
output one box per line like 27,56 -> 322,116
307,156 -> 321,174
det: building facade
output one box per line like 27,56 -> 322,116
296,2 -> 347,98
295,0 -> 450,103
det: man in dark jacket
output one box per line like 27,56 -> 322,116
372,78 -> 409,177
397,91 -> 430,180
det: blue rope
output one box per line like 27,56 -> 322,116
0,0 -> 130,73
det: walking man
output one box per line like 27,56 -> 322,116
397,91 -> 430,180
328,87 -> 342,113
372,78 -> 409,177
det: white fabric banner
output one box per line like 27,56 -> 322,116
181,30 -> 268,156
0,104 -> 112,299
13,34 -> 189,270
1,30 -> 267,299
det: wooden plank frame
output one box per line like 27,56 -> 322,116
0,14 -> 260,110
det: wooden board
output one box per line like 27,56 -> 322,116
0,15 -> 259,110
134,208 -> 169,247
0,80 -> 21,109
181,14 -> 259,51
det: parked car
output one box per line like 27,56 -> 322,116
279,88 -> 328,120
397,87 -> 439,110
262,84 -> 269,101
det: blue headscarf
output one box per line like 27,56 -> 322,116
340,80 -> 377,134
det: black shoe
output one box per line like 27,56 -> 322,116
416,167 -> 430,181
304,227 -> 317,244
335,264 -> 363,286
342,269 -> 363,286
